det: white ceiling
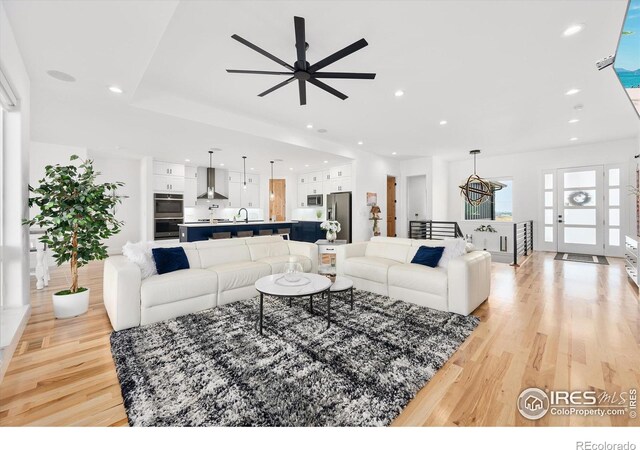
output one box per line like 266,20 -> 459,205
4,0 -> 639,172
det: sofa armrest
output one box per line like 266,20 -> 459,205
447,251 -> 491,315
335,242 -> 368,275
103,255 -> 142,331
288,241 -> 319,273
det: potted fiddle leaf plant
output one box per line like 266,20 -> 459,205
25,155 -> 124,319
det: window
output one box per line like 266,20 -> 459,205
464,178 -> 513,221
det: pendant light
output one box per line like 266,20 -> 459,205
242,156 -> 247,190
207,150 -> 214,199
269,160 -> 275,200
458,149 -> 492,206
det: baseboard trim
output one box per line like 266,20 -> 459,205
0,304 -> 31,383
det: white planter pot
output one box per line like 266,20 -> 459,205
52,288 -> 90,319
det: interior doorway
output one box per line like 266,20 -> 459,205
387,176 -> 396,237
269,179 -> 286,221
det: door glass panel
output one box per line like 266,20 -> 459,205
563,227 -> 597,245
608,168 -> 620,186
545,192 -> 553,207
545,209 -> 553,225
609,228 -> 620,246
544,173 -> 553,190
564,170 -> 596,188
545,226 -> 553,242
609,188 -> 620,206
608,208 -> 620,227
564,189 -> 596,207
564,209 -> 596,225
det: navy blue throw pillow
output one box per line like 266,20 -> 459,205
152,247 -> 190,275
411,246 -> 445,268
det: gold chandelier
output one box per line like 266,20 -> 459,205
459,149 -> 493,206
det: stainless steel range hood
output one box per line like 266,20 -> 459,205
197,167 -> 229,200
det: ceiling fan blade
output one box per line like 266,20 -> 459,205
231,34 -> 294,71
312,72 -> 376,79
294,16 -> 306,64
307,77 -> 348,100
308,38 -> 368,73
298,79 -> 307,105
258,77 -> 295,97
227,69 -> 292,75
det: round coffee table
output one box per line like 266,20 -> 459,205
330,276 -> 354,310
254,273 -> 332,335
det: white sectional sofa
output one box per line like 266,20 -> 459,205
336,237 -> 491,315
103,236 -> 318,331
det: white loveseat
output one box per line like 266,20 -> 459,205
103,236 -> 318,331
336,237 -> 491,315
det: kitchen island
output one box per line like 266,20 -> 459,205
178,221 -> 296,242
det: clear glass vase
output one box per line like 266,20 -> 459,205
284,261 -> 304,282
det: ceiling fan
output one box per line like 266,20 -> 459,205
226,16 -> 376,105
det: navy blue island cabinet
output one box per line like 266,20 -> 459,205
179,221 -> 295,242
290,221 -> 325,243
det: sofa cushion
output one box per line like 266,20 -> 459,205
259,255 -> 312,273
407,238 -> 467,268
150,241 -> 201,269
342,256 -> 400,283
207,261 -> 271,292
246,237 -> 290,261
364,240 -> 411,263
151,247 -> 190,275
388,264 -> 448,297
141,269 -> 217,308
410,246 -> 445,268
195,239 -> 251,267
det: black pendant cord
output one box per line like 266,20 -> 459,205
242,156 -> 247,188
270,160 -> 274,196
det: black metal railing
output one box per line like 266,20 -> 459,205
409,221 -> 464,240
511,220 -> 534,266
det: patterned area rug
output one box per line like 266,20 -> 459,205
110,290 -> 479,426
554,252 -> 609,265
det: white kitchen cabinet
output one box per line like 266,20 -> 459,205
241,183 -> 260,208
153,175 -> 185,193
228,171 -> 242,183
330,165 -> 351,179
308,172 -> 322,183
297,183 -> 307,207
298,174 -> 307,184
228,181 -> 242,208
246,174 -> 259,185
184,165 -> 198,179
154,161 -> 185,177
307,182 -> 322,195
322,170 -> 332,181
334,177 -> 351,192
183,177 -> 197,207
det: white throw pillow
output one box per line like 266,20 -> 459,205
465,242 -> 476,253
438,238 -> 468,269
122,241 -> 157,279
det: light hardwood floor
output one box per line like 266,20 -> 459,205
0,252 -> 638,426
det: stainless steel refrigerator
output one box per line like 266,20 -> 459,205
326,192 -> 352,243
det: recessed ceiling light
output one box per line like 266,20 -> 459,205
394,90 -> 404,97
220,163 -> 225,166
563,24 -> 584,37
108,85 -> 124,94
305,164 -> 309,167
306,124 -> 313,129
185,159 -> 190,162
323,160 -> 328,164
357,141 -> 364,145
439,120 -> 448,125
250,167 -> 254,170
289,167 -> 293,171
392,152 -> 397,155
569,137 -> 578,141
574,104 -> 584,111
46,70 -> 76,82
568,118 -> 580,124
565,88 -> 581,96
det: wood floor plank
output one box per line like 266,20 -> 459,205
0,252 -> 637,426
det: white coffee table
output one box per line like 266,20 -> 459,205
254,273 -> 332,335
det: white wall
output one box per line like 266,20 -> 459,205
406,175 -> 427,222
90,154 -> 141,254
446,138 -> 638,251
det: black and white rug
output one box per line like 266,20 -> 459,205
554,252 -> 609,265
110,290 -> 479,426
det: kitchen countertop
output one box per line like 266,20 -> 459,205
179,220 -> 296,228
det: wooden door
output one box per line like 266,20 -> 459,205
387,176 -> 396,237
269,179 -> 286,221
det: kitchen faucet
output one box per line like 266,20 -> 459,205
238,208 -> 248,223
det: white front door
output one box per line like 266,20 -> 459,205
557,165 -> 604,255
